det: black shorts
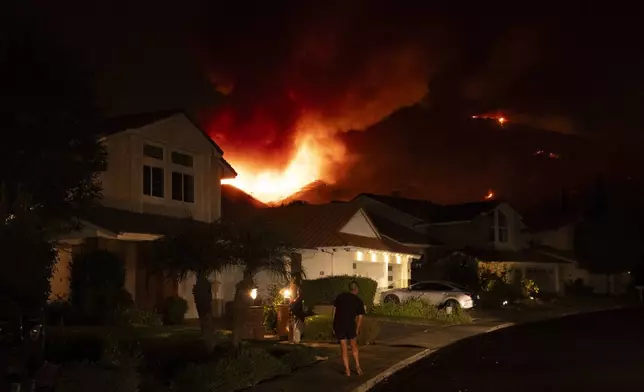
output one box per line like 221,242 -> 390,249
334,323 -> 357,341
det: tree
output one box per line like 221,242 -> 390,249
229,222 -> 294,347
574,178 -> 643,294
149,219 -> 235,352
0,21 -> 106,307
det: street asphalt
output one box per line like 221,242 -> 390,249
372,307 -> 644,392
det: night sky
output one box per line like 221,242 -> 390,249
12,2 -> 644,212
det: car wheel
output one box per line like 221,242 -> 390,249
384,295 -> 400,304
444,299 -> 460,309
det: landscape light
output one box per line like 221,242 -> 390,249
283,289 -> 292,299
250,288 -> 258,300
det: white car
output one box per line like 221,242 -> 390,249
380,281 -> 475,309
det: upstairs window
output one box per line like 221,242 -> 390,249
171,151 -> 193,167
143,144 -> 164,160
497,210 -> 509,243
172,172 -> 194,203
143,165 -> 164,198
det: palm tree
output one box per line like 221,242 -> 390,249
149,219 -> 234,352
229,221 -> 294,347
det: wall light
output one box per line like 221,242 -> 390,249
383,253 -> 390,263
250,288 -> 258,300
356,251 -> 364,261
396,255 -> 402,264
371,252 -> 377,262
283,289 -> 292,299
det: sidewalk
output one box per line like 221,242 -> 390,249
250,320 -> 512,392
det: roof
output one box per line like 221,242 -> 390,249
367,213 -> 441,246
221,184 -> 266,222
257,202 -> 421,255
463,247 -> 572,264
83,206 -> 210,236
357,193 -> 502,224
101,109 -> 237,177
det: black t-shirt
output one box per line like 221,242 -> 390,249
333,292 -> 365,328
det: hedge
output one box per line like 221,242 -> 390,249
301,276 -> 378,311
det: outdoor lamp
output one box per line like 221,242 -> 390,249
283,289 -> 291,299
250,288 -> 258,300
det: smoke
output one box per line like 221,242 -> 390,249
198,1 -> 445,169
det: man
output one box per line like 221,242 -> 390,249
332,281 -> 366,376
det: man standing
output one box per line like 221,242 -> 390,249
332,281 -> 366,376
290,287 -> 306,344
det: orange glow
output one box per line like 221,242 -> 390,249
497,117 -> 506,125
484,190 -> 495,200
221,122 -> 345,204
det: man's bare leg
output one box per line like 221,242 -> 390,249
350,338 -> 363,375
340,339 -> 351,376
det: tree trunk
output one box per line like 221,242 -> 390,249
232,277 -> 253,348
193,273 -> 216,353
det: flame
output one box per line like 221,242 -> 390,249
221,123 -> 345,204
497,117 -> 506,125
484,190 -> 495,200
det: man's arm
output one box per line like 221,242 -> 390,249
355,314 -> 363,335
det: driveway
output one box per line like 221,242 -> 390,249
373,307 -> 644,391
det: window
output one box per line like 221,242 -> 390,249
143,165 -> 164,197
388,276 -> 394,281
171,172 -> 194,203
425,283 -> 452,291
143,144 -> 164,160
171,151 -> 193,167
388,265 -> 393,271
498,210 -> 509,243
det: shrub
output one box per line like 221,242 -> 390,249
53,361 -> 139,392
565,278 -> 595,297
262,284 -> 283,332
521,278 -> 540,297
303,315 -> 381,344
116,308 -> 163,327
301,276 -> 377,311
372,298 -> 472,324
172,347 -> 289,392
69,249 -> 129,324
277,345 -> 318,370
45,298 -> 75,326
161,296 -> 188,325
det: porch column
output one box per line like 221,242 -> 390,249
383,254 -> 389,289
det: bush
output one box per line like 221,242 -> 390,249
161,296 -> 188,325
53,361 -> 139,392
116,308 -> 163,327
262,284 -> 283,332
172,347 -> 289,392
301,276 -> 378,311
303,315 -> 381,344
69,249 -> 130,324
372,298 -> 472,324
277,345 -> 318,370
565,278 -> 595,297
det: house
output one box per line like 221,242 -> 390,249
250,201 -> 422,301
355,194 -> 571,294
529,219 -> 631,295
50,110 -> 238,318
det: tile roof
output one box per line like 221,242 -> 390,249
83,206 -> 210,236
367,213 -> 441,245
357,193 -> 502,223
257,202 -> 421,255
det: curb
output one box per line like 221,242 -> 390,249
350,322 -> 515,392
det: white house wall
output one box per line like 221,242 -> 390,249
339,210 -> 378,237
99,114 -> 225,223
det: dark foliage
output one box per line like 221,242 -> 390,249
301,275 -> 378,311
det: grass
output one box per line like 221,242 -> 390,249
371,298 -> 473,325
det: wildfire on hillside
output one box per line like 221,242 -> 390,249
484,190 -> 495,200
472,113 -> 507,126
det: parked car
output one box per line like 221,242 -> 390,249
380,281 -> 476,309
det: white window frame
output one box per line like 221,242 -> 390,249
170,149 -> 196,204
142,142 -> 166,200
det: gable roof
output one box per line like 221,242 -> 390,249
356,193 -> 503,224
367,213 -> 441,246
256,202 -> 421,255
101,109 -> 237,177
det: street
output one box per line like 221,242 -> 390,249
373,307 -> 644,392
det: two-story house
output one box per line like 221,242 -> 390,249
355,194 -> 571,294
51,110 -> 238,318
